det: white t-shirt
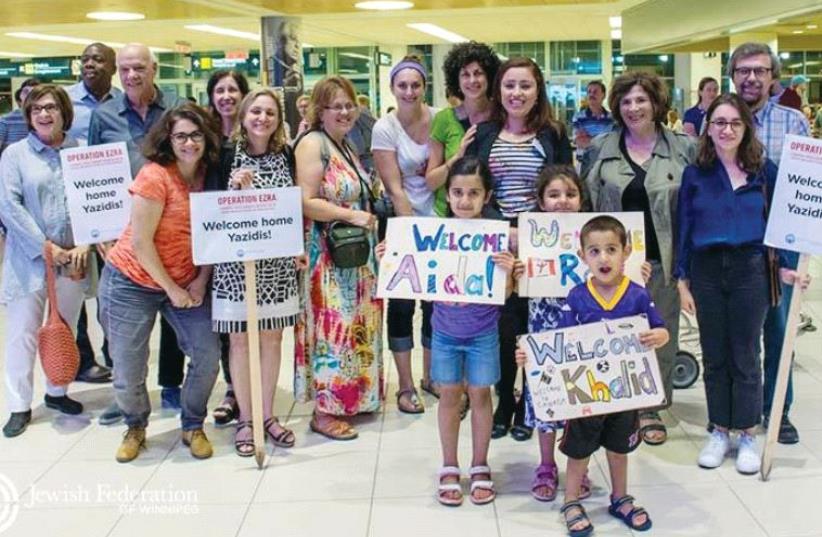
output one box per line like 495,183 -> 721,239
371,106 -> 438,216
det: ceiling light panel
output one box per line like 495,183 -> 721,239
406,23 -> 468,43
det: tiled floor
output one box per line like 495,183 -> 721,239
0,257 -> 821,537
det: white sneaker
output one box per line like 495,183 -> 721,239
698,430 -> 730,469
736,433 -> 761,475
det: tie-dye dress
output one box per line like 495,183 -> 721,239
294,137 -> 384,415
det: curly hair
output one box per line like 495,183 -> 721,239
608,71 -> 669,128
442,41 -> 501,100
142,102 -> 221,171
696,93 -> 764,174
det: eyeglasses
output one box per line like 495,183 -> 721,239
733,67 -> 772,78
709,119 -> 745,132
31,103 -> 59,115
324,103 -> 357,113
170,131 -> 205,144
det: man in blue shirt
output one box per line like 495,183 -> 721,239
729,42 -> 811,445
88,43 -> 188,424
572,81 -> 615,163
0,78 -> 41,155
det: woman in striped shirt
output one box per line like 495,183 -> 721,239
466,57 -> 572,442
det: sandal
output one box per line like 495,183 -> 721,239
531,462 -> 558,502
491,423 -> 509,439
560,500 -> 594,537
468,465 -> 496,505
309,415 -> 358,441
639,412 -> 667,446
437,466 -> 463,507
608,494 -> 652,531
264,417 -> 295,448
396,388 -> 424,415
234,420 -> 255,457
579,471 -> 593,500
213,390 -> 238,426
510,424 -> 533,442
420,378 -> 440,399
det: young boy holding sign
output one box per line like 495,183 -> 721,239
518,215 -> 668,537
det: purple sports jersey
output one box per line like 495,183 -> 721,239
560,276 -> 665,329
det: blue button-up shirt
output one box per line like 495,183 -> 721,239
675,159 -> 787,279
755,100 -> 810,165
65,81 -> 122,146
0,109 -> 30,156
87,87 -> 186,177
0,132 -> 92,302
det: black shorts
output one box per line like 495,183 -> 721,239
559,410 -> 641,460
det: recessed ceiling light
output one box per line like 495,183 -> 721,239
610,29 -> 622,40
807,24 -> 818,29
185,24 -> 261,42
609,16 -> 622,29
86,11 -> 145,21
793,29 -> 804,34
780,52 -> 791,59
0,50 -> 35,57
406,23 -> 467,43
355,1 -> 414,9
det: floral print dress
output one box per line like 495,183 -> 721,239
294,136 -> 383,415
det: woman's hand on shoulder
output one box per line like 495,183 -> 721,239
295,254 -> 309,271
456,124 -> 478,160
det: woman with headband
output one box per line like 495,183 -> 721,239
371,55 -> 439,414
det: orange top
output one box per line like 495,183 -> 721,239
108,162 -> 202,290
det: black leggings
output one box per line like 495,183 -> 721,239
494,294 -> 529,427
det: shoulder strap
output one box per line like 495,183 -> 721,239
320,129 -> 376,208
42,241 -> 60,320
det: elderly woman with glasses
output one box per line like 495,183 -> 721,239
98,102 -> 223,463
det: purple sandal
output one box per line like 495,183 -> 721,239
531,463 -> 559,501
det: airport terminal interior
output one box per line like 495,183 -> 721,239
1,0 -> 822,535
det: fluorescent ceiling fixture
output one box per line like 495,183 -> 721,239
185,24 -> 260,42
0,50 -> 35,57
340,52 -> 371,61
807,24 -> 818,29
406,23 -> 468,43
658,55 -> 669,62
610,29 -> 622,39
729,19 -> 778,34
355,1 -> 414,10
780,52 -> 791,59
7,31 -> 99,45
86,11 -> 144,21
302,42 -> 315,48
609,16 -> 622,29
793,29 -> 804,34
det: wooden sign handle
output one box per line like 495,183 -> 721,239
761,253 -> 811,480
244,260 -> 266,469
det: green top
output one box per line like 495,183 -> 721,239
429,107 -> 467,216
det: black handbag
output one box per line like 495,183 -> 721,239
761,179 -> 783,307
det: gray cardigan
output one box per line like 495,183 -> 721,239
581,127 -> 696,283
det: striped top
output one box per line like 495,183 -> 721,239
487,136 -> 547,218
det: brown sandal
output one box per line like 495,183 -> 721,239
264,417 -> 296,448
234,420 -> 255,457
309,415 -> 358,441
396,388 -> 424,414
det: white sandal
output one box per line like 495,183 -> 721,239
469,465 -> 496,505
437,466 -> 463,507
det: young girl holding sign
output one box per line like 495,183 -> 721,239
379,155 -> 520,506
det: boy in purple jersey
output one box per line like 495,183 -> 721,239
555,216 -> 669,537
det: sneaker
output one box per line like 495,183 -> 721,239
697,429 -> 730,469
161,387 -> 182,411
736,433 -> 761,475
99,402 -> 123,425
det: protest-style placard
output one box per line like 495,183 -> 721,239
764,135 -> 822,255
189,187 -> 304,265
376,217 -> 510,305
517,212 -> 646,297
60,142 -> 132,245
520,314 -> 664,422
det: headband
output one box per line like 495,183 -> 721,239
390,61 -> 427,84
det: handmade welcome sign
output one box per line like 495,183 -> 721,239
376,217 -> 509,305
521,314 -> 664,421
517,212 -> 646,297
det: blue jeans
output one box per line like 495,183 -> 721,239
431,330 -> 500,387
763,283 -> 794,417
98,265 -> 220,431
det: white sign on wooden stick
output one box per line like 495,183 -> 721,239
60,142 -> 132,245
520,314 -> 664,422
190,187 -> 304,265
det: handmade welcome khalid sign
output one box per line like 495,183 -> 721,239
520,315 -> 664,421
376,217 -> 509,305
517,212 -> 646,297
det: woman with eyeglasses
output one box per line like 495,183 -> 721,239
294,76 -> 382,441
0,85 -> 90,438
98,102 -> 223,463
676,93 -> 810,475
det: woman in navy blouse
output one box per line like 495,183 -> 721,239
675,93 -> 808,475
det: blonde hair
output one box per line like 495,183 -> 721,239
232,88 -> 287,154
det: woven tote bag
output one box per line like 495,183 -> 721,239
37,241 -> 80,385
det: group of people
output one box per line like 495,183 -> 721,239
0,37 -> 813,537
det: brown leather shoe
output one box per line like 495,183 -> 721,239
116,427 -> 146,463
182,429 -> 213,459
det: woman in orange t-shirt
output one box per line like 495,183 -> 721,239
98,102 -> 223,463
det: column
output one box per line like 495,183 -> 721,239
261,16 -> 304,139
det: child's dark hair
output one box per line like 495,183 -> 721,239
444,156 -> 494,217
580,215 -> 627,248
535,164 -> 587,209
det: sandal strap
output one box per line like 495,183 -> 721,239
561,500 -> 585,514
534,462 -> 558,480
236,420 -> 253,431
438,483 -> 462,493
610,494 -> 636,510
469,465 -> 492,477
470,479 -> 494,492
438,466 -> 461,478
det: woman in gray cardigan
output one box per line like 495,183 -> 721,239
581,71 -> 696,446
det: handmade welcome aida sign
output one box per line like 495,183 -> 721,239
517,212 -> 646,297
376,217 -> 509,305
520,315 -> 664,421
